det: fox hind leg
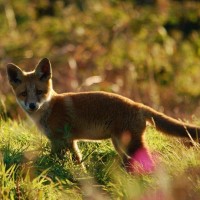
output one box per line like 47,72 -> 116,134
112,128 -> 154,173
112,132 -> 144,164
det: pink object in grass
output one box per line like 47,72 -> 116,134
129,147 -> 155,174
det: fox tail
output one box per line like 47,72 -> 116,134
143,106 -> 200,140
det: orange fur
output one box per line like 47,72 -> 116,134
7,58 -> 200,168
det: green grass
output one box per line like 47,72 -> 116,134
0,119 -> 200,199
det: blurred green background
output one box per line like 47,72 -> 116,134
1,0 -> 200,120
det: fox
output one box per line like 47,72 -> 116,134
6,58 -> 200,171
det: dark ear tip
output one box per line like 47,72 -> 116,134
39,58 -> 51,67
7,63 -> 15,68
41,58 -> 50,63
6,63 -> 18,72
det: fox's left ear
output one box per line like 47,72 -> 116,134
7,63 -> 23,86
35,58 -> 52,81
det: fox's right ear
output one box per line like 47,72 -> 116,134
35,58 -> 52,81
7,63 -> 23,86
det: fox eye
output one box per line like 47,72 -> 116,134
36,90 -> 43,95
20,91 -> 27,97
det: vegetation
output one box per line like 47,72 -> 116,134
1,0 -> 200,199
0,119 -> 200,199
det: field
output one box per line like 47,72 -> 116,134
1,1 -> 200,199
0,118 -> 200,200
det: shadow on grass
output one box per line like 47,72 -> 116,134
0,144 -> 75,184
0,142 -> 116,183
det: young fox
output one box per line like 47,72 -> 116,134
7,58 -> 200,168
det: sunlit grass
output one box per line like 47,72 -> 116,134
0,119 -> 200,199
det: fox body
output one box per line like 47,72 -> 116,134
7,58 -> 200,168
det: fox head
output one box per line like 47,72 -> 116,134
7,58 -> 53,113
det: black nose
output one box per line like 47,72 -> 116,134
29,103 -> 36,110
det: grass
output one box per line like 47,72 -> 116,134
0,119 -> 200,199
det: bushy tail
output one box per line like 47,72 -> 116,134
142,106 -> 200,140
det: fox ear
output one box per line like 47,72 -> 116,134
35,58 -> 52,81
7,63 -> 23,86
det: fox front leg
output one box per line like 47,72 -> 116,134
68,141 -> 86,171
50,140 -> 85,169
50,139 -> 69,158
